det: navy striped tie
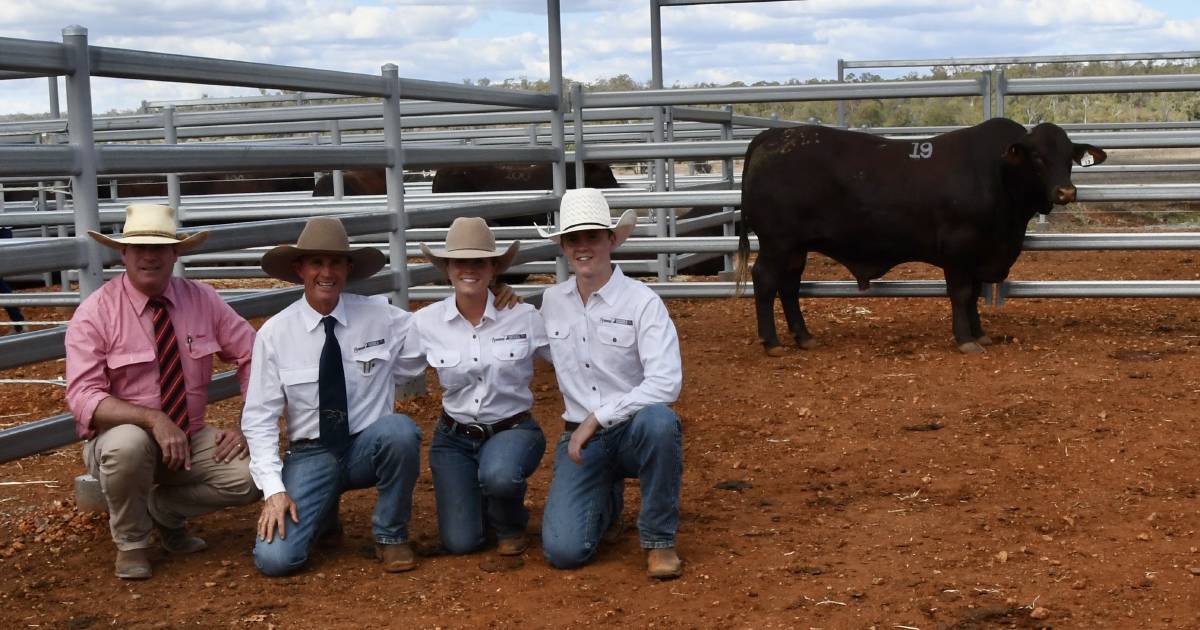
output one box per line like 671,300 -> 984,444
148,298 -> 188,432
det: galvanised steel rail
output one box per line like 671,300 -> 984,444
843,50 -> 1200,69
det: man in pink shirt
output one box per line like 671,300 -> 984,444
65,204 -> 261,580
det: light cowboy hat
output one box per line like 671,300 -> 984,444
419,217 -> 520,275
260,216 -> 386,283
88,203 -> 208,253
535,188 -> 636,246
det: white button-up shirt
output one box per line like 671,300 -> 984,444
407,292 -> 549,425
241,293 -> 425,498
540,265 -> 682,428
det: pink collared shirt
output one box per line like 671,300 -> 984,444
65,273 -> 255,439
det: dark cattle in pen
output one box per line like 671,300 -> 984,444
108,172 -> 316,198
735,118 -> 1106,355
431,162 -> 619,197
312,170 -> 433,196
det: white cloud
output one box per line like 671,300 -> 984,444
2,0 -> 1200,116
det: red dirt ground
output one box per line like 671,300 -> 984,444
1,246 -> 1199,629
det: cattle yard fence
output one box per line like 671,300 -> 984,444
2,1 -> 1200,464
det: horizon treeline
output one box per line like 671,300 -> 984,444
4,59 -> 1200,127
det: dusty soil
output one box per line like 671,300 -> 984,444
2,245 -> 1200,629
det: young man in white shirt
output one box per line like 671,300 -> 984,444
241,217 -> 428,576
536,188 -> 685,579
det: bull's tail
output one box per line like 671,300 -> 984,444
734,213 -> 752,296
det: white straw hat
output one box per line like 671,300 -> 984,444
535,188 -> 636,246
419,217 -> 519,275
88,203 -> 208,252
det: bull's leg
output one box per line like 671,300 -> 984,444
779,253 -> 817,349
968,281 -> 992,346
751,255 -> 785,357
944,269 -> 984,354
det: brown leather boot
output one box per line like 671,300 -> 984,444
646,547 -> 682,580
375,542 -> 417,573
114,548 -> 152,580
496,534 -> 528,557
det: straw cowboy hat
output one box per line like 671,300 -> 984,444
88,203 -> 208,253
535,188 -> 636,246
419,217 -> 519,275
260,217 -> 386,283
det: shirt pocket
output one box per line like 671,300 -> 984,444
105,349 -> 157,397
279,366 -> 320,407
492,339 -> 530,361
598,324 -> 636,348
352,349 -> 390,379
186,333 -> 221,360
427,349 -> 468,389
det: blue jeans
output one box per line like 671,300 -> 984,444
254,414 -> 421,577
429,416 -> 545,554
541,404 -> 682,569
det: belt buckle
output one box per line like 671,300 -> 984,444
462,423 -> 490,441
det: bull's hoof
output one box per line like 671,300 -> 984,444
957,341 -> 985,354
765,345 -> 786,357
976,335 -> 994,346
796,337 -> 820,350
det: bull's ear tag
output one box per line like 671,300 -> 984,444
1080,152 -> 1095,167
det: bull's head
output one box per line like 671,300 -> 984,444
1004,123 -> 1106,211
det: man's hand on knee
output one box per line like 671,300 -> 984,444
568,414 -> 601,465
258,492 -> 299,543
148,413 -> 191,471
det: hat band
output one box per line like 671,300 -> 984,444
563,222 -> 610,230
120,229 -> 180,240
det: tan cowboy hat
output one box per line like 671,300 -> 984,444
88,203 -> 208,252
419,217 -> 519,275
535,188 -> 636,246
261,217 -> 386,283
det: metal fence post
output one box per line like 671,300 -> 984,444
650,0 -> 669,282
548,0 -> 568,282
981,70 -> 993,120
163,105 -> 185,278
329,120 -> 344,199
62,25 -> 103,298
571,82 -> 585,187
995,68 -> 1006,120
380,64 -> 409,308
837,58 -> 847,127
721,104 -> 735,273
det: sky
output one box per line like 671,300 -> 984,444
1,0 -> 1200,116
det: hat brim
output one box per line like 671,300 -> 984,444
419,241 -> 520,277
260,244 -> 386,284
88,230 -> 209,253
535,209 -> 636,247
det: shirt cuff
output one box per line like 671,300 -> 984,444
73,392 -> 110,439
593,403 -> 624,429
259,475 -> 287,501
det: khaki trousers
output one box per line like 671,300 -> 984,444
83,424 -> 261,551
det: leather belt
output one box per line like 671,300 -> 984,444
564,421 -> 581,432
440,410 -> 530,441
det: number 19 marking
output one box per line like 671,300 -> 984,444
909,142 -> 933,159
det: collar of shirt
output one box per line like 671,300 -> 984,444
121,272 -> 182,315
565,264 -> 627,306
440,290 -> 496,325
297,296 -> 349,332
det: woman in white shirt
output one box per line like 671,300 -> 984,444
412,217 -> 550,556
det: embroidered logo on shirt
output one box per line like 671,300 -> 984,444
353,339 -> 386,352
492,333 -> 528,343
600,317 -> 634,326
